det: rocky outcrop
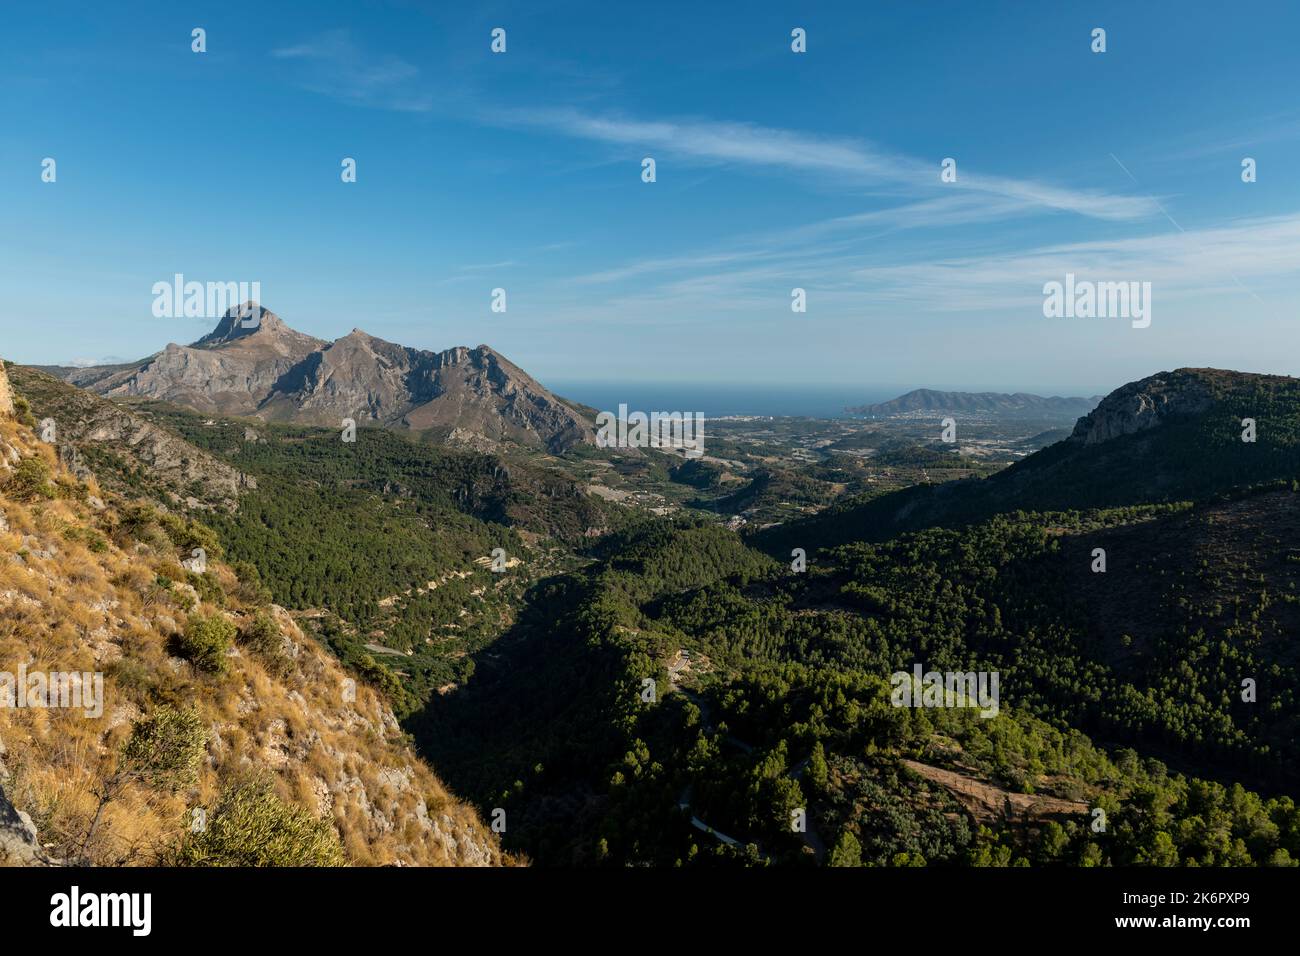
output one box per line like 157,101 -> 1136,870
1068,370 -> 1215,446
48,305 -> 595,453
0,362 -> 14,417
0,782 -> 54,866
1,732 -> 56,866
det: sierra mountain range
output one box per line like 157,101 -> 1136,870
46,305 -> 596,453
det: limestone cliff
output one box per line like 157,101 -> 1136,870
1068,369 -> 1215,446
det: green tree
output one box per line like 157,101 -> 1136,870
829,828 -> 862,867
807,741 -> 829,793
1135,831 -> 1180,867
7,457 -> 54,501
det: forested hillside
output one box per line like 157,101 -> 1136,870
760,368 -> 1300,552
412,501 -> 1300,866
14,360 -> 1298,870
81,403 -> 620,712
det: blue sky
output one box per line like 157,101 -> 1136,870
3,0 -> 1299,395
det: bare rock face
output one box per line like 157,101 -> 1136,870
270,332 -> 594,452
1068,370 -> 1215,446
400,344 -> 595,453
0,362 -> 14,416
51,306 -> 595,453
0,782 -> 55,866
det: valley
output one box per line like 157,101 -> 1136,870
6,315 -> 1300,870
6,4 -> 1298,938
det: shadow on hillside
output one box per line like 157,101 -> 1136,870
402,570 -> 632,863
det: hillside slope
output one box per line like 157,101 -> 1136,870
763,367 -> 1300,552
414,512 -> 1300,867
8,363 -> 252,512
0,361 -> 505,866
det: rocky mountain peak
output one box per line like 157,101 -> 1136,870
191,302 -> 278,345
335,328 -> 381,348
190,303 -> 325,352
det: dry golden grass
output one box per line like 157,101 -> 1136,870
0,413 -> 507,867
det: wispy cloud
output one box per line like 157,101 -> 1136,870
272,30 -> 432,113
456,260 -> 516,272
847,212 -> 1300,312
570,194 -> 1036,287
269,35 -> 1158,224
1155,109 -> 1300,163
504,108 -> 1161,222
540,210 -> 1300,330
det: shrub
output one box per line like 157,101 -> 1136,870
177,613 -> 236,674
189,570 -> 227,608
53,473 -> 87,502
105,657 -> 156,699
163,776 -> 346,867
6,457 -> 55,501
231,560 -> 274,606
62,524 -> 109,553
116,501 -> 158,536
12,394 -> 36,428
356,653 -> 407,706
114,501 -> 171,551
239,610 -> 290,675
157,512 -> 222,562
81,706 -> 208,859
119,706 -> 208,792
240,610 -> 280,655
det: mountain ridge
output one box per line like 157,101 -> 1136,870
847,387 -> 1102,418
47,305 -> 595,454
7,363 -> 253,512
